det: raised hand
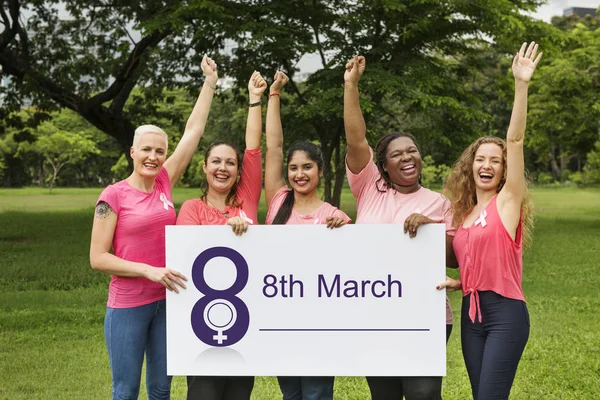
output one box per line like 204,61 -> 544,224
344,56 -> 366,86
201,55 -> 218,82
270,71 -> 289,94
512,42 -> 542,83
248,71 -> 267,102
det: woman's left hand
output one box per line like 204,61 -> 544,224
404,213 -> 435,238
201,54 -> 218,82
226,216 -> 249,236
326,216 -> 347,229
512,41 -> 542,83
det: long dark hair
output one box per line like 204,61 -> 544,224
200,140 -> 243,207
374,131 -> 422,192
272,141 -> 324,225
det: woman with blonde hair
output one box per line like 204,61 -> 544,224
90,55 -> 218,399
440,41 -> 541,399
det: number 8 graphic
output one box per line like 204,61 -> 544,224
190,247 -> 250,347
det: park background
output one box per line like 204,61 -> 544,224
1,0 -> 599,399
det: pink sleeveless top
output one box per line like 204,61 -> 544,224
453,195 -> 525,323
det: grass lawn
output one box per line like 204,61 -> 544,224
0,186 -> 599,399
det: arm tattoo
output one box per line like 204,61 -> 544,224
95,202 -> 113,219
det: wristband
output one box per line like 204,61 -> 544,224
204,80 -> 217,91
269,92 -> 280,98
249,101 -> 262,107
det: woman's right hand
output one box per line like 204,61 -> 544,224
226,216 -> 250,236
144,266 -> 188,293
270,71 -> 289,94
248,70 -> 267,102
436,276 -> 461,292
344,55 -> 366,86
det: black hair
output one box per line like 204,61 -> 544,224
272,141 -> 324,225
374,131 -> 422,192
200,140 -> 243,207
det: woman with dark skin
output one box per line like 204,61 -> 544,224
343,55 -> 457,400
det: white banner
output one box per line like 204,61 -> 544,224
166,224 -> 446,376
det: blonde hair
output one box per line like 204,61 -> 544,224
444,136 -> 534,247
132,125 -> 168,149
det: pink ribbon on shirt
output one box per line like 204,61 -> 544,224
239,210 -> 253,224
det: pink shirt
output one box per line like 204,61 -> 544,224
97,167 -> 176,308
265,186 -> 351,225
453,195 -> 525,323
347,149 -> 455,324
177,148 -> 262,226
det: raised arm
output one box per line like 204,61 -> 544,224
265,71 -> 289,206
344,56 -> 371,174
246,71 -> 267,150
89,202 -> 187,292
499,42 -> 542,214
163,55 -> 218,188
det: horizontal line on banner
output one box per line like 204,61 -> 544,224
258,328 -> 430,332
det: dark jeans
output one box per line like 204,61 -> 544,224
277,376 -> 334,400
366,324 -> 453,400
186,376 -> 254,400
461,291 -> 530,400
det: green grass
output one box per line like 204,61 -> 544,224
0,187 -> 599,399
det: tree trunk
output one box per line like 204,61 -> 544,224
549,143 -> 561,181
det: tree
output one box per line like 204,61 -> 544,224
2,0 -> 556,203
0,0 -> 238,153
224,0 -> 549,205
527,15 -> 600,180
17,121 -> 100,190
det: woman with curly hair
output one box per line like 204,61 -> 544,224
440,41 -> 541,399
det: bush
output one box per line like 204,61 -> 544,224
421,155 -> 450,187
537,172 -> 554,184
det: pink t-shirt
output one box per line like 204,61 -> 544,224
177,148 -> 262,226
97,167 -> 176,308
347,149 -> 455,324
453,195 -> 525,323
265,186 -> 351,225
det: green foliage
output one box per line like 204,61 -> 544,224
527,16 -> 600,180
421,155 -> 450,188
1,187 -> 600,398
110,154 -> 130,181
582,137 -> 600,183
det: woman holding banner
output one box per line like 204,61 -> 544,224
343,56 -> 456,400
89,55 -> 218,400
265,71 -> 350,400
440,41 -> 541,400
176,71 -> 267,400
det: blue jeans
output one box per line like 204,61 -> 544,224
461,291 -> 529,400
277,376 -> 334,400
105,299 -> 171,400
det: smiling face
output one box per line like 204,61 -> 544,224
288,150 -> 321,195
203,144 -> 239,194
130,132 -> 168,178
383,136 -> 422,188
472,143 -> 504,192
